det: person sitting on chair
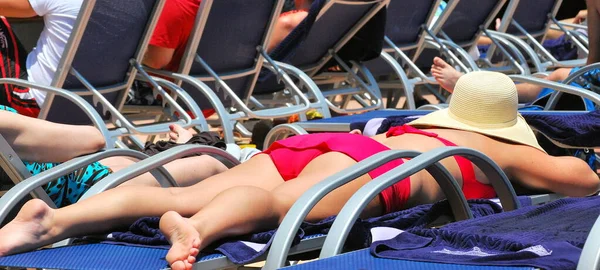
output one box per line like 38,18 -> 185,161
0,0 -> 82,117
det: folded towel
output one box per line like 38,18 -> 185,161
525,110 -> 600,147
371,196 -> 600,270
96,198 -> 530,264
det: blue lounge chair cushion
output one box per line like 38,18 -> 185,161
0,244 -> 168,270
370,197 -> 600,269
282,248 -> 534,270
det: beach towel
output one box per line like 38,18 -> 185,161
89,198 -> 530,264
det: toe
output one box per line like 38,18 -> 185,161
188,254 -> 197,264
433,57 -> 448,68
171,260 -> 186,270
169,132 -> 179,141
184,260 -> 193,270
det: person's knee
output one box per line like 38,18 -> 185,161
195,155 -> 229,176
100,156 -> 136,173
219,186 -> 287,219
271,191 -> 297,222
81,126 -> 106,153
546,68 -> 571,82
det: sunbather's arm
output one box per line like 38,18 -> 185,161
267,10 -> 308,52
0,0 -> 37,18
506,148 -> 600,197
0,110 -> 105,163
143,45 -> 174,70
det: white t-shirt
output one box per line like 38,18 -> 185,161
25,0 -> 82,105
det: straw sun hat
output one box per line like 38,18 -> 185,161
408,71 -> 545,153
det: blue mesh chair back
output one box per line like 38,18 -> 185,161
255,0 -> 382,94
365,0 -> 437,76
442,0 -> 501,47
182,0 -> 279,109
385,0 -> 437,47
269,0 -> 327,63
253,0 -> 325,92
287,1 -> 381,68
507,0 -> 558,37
44,0 -> 161,125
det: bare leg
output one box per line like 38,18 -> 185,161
0,154 -> 284,256
477,19 -> 501,46
101,155 -> 228,187
0,110 -> 105,163
160,152 -> 384,268
514,68 -> 572,103
430,57 -> 572,103
586,0 -> 600,64
430,57 -> 463,93
99,123 -> 224,187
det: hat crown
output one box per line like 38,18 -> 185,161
448,71 -> 518,128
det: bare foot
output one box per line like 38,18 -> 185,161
160,211 -> 201,270
169,124 -> 194,144
431,57 -> 464,93
0,199 -> 56,256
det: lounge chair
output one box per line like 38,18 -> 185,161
0,0 -> 208,149
0,0 -> 241,231
143,0 -> 334,145
279,196 -> 600,270
485,0 -> 588,73
363,0 -> 459,109
253,0 -> 389,116
417,0 -> 513,74
0,146 -> 525,270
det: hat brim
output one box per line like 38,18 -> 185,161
407,109 -> 546,153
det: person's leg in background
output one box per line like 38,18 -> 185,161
586,0 -> 600,64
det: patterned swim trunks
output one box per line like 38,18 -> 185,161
0,105 -> 112,207
24,161 -> 112,207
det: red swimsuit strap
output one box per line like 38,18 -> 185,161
386,125 -> 496,199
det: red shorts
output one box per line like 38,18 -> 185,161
258,133 -> 410,213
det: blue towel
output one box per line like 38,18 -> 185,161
525,109 -> 600,147
94,198 -> 530,264
351,110 -> 600,148
371,196 -> 600,270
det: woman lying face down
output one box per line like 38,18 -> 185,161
0,72 -> 597,270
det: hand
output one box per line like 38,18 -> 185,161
573,10 -> 588,24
